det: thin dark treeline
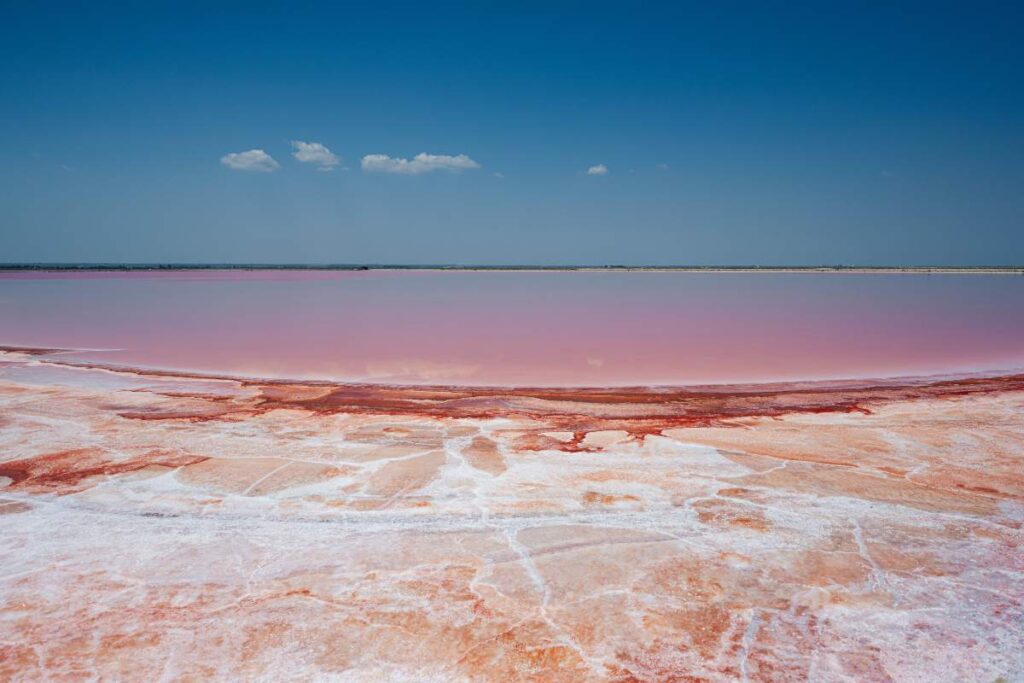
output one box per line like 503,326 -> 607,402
1,263 -> 1023,273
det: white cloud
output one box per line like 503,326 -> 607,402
657,163 -> 670,170
586,164 -> 608,176
361,152 -> 481,174
220,149 -> 279,172
291,140 -> 340,171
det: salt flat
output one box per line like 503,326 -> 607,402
1,348 -> 1022,681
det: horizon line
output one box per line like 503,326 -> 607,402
1,263 -> 1024,273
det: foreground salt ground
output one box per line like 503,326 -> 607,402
0,350 -> 1022,682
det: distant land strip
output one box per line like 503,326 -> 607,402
1,263 -> 1023,274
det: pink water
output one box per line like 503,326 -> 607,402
2,270 -> 1023,386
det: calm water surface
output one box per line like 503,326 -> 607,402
2,270 -> 1023,386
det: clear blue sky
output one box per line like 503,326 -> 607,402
2,1 -> 1022,265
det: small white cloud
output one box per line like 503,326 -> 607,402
291,140 -> 340,171
361,152 -> 481,174
220,149 -> 279,172
494,172 -> 505,179
586,164 -> 608,176
657,163 -> 670,170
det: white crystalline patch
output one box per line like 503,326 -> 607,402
580,430 -> 630,449
329,666 -> 465,682
541,431 -> 575,443
642,435 -> 756,475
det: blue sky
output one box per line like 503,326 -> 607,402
1,1 -> 1022,265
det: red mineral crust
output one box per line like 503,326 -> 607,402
0,347 -> 1022,682
0,448 -> 209,494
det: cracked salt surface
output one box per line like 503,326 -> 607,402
0,355 -> 1022,681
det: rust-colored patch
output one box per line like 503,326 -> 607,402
0,499 -> 32,515
457,619 -> 589,681
176,457 -> 349,496
365,450 -> 446,498
0,448 -> 208,494
736,461 -> 998,516
692,498 -> 769,531
582,491 -> 641,507
463,436 -> 507,475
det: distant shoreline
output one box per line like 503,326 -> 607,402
1,264 -> 1023,274
4,345 -> 1023,393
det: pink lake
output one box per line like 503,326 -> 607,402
1,270 -> 1023,386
